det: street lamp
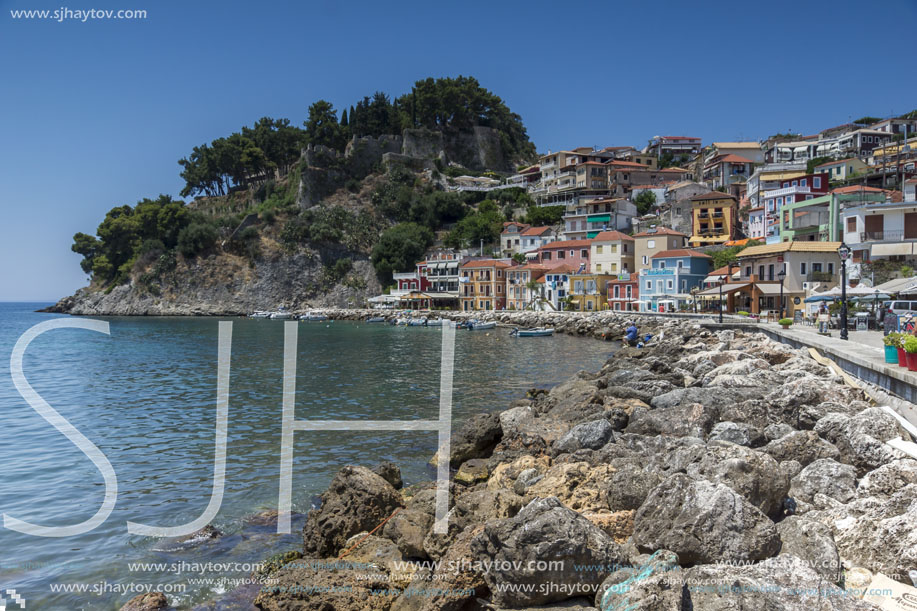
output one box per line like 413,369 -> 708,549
718,263 -> 732,324
777,267 -> 787,320
838,242 -> 851,341
691,286 -> 698,314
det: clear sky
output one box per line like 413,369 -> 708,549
1,0 -> 915,301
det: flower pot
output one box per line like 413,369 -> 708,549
907,351 -> 917,372
898,348 -> 909,368
885,344 -> 899,364
781,324 -> 790,330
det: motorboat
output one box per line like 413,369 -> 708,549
366,316 -> 386,323
511,327 -> 554,337
468,320 -> 496,331
249,311 -> 271,319
425,318 -> 444,326
300,313 -> 328,321
269,309 -> 293,319
407,319 -> 428,326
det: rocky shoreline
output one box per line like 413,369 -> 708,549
122,320 -> 917,611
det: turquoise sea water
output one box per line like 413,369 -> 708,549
0,303 -> 612,609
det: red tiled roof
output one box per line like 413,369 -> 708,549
630,183 -> 674,190
652,249 -> 712,259
542,263 -> 577,273
591,230 -> 634,242
657,167 -> 692,173
521,226 -> 553,236
831,185 -> 887,195
606,161 -> 651,169
460,259 -> 512,269
633,227 -> 688,238
716,154 -> 754,164
537,239 -> 592,249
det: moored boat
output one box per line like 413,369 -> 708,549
269,309 -> 293,319
468,320 -> 496,331
300,313 -> 328,321
425,318 -> 444,326
511,327 -> 554,337
249,311 -> 271,318
366,316 -> 386,323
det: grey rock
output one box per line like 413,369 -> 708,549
372,461 -> 403,489
448,411 -> 503,467
632,474 -> 781,565
605,465 -> 662,512
382,508 -> 433,559
764,430 -> 841,467
776,516 -> 842,583
302,465 -> 404,557
764,422 -> 796,441
625,403 -> 719,439
553,419 -> 614,455
857,459 -> 917,499
708,421 -> 766,447
790,458 -> 857,504
471,497 -> 626,607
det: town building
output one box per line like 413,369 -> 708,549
606,274 -> 640,312
519,226 -> 557,255
646,136 -> 702,159
505,263 -> 549,310
633,227 -> 688,271
702,154 -> 756,192
815,157 -> 868,182
841,197 -> 917,268
590,230 -> 635,275
537,264 -> 575,311
459,259 -> 511,311
563,196 -> 636,240
638,249 -> 713,312
688,192 -> 739,247
500,222 -> 530,255
532,239 -> 591,271
748,206 -> 766,239
760,173 -> 830,243
568,273 -> 611,311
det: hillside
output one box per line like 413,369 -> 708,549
44,76 -> 539,316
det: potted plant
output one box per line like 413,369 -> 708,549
897,334 -> 910,369
778,318 -> 793,329
737,311 -> 749,317
903,335 -> 917,372
883,332 -> 901,364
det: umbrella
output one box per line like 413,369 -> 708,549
804,294 -> 837,303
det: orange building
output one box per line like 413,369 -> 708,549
460,259 -> 512,311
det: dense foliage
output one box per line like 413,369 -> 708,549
444,200 -> 505,249
706,239 -> 762,269
370,223 -> 434,284
71,195 -> 216,285
523,204 -> 563,226
634,190 -> 657,215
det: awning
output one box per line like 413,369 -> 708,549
587,214 -> 611,222
697,283 -> 751,296
587,231 -> 600,239
872,243 -> 915,257
754,283 -> 784,295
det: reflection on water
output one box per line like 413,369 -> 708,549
0,305 -> 611,609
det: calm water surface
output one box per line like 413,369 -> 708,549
0,303 -> 612,609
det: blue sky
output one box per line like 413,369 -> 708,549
1,0 -> 915,301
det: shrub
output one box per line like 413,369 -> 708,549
177,222 -> 218,257
884,332 -> 903,347
903,335 -> 917,354
737,311 -> 749,316
778,318 -> 793,326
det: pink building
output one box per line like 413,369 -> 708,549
532,239 -> 592,272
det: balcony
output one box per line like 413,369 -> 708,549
859,230 -> 909,242
766,185 -> 812,198
807,271 -> 838,283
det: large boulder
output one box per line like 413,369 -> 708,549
552,419 -> 614,455
383,508 -> 433,559
763,431 -> 841,467
789,458 -> 857,504
776,515 -> 842,583
857,459 -> 917,499
302,465 -> 404,557
632,474 -> 780,565
625,403 -> 719,438
447,411 -> 503,467
708,421 -> 766,447
683,441 -> 789,518
605,465 -> 662,512
119,593 -> 168,611
594,550 -> 682,610
683,554 -> 873,610
471,497 -> 626,607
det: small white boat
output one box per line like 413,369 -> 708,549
250,311 -> 271,319
407,319 -> 427,326
269,310 -> 293,319
300,313 -> 328,321
511,327 -> 554,337
426,318 -> 444,327
366,316 -> 386,323
468,321 -> 496,331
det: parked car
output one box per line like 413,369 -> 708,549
886,300 -> 917,315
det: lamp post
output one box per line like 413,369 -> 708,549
838,243 -> 851,341
718,263 -> 732,323
777,267 -> 787,320
691,286 -> 698,314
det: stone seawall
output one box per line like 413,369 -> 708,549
223,321 -> 917,611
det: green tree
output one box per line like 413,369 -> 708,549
371,223 -> 434,283
304,100 -> 346,151
177,222 -> 218,257
634,191 -> 657,215
706,240 -> 762,269
524,204 -> 563,226
445,199 -> 504,249
72,232 -> 101,274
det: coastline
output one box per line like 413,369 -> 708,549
162,319 -> 917,611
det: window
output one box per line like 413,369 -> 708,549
677,260 -> 684,269
792,180 -> 798,187
846,217 -> 856,232
647,240 -> 656,248
657,280 -> 663,292
828,262 -> 834,274
557,251 -> 565,259
581,249 -> 588,258
626,286 -> 632,298
667,279 -> 674,290
659,261 -> 666,269
596,245 -> 603,254
613,286 -> 620,298
812,263 -> 822,273
800,178 -> 807,187
595,263 -> 602,271
646,280 -> 652,290
543,252 -> 552,261
611,263 -> 617,272
814,177 -> 821,189
800,262 -> 807,275
570,250 -> 575,258
642,255 -> 648,265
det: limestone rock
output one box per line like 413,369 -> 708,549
790,458 -> 857,504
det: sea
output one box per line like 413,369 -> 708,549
0,303 -> 613,610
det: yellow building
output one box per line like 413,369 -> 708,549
688,192 -> 738,246
633,227 -> 688,271
460,259 -> 511,311
568,273 -> 611,311
590,230 -> 635,275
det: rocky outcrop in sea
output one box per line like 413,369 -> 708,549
229,322 -> 917,611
